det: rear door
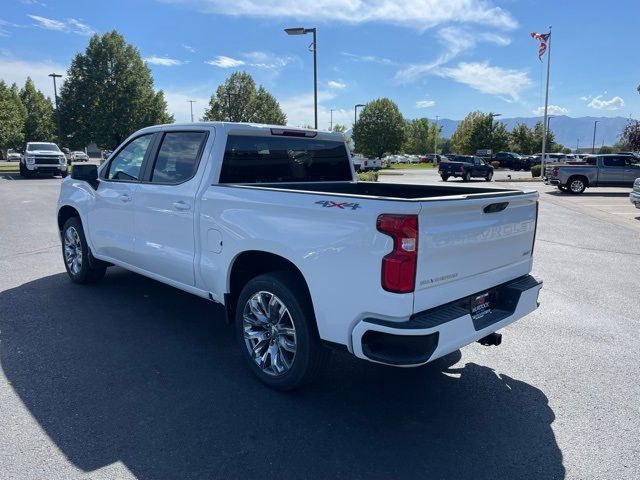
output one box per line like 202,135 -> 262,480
599,156 -> 627,185
89,133 -> 154,264
133,130 -> 209,286
623,156 -> 640,185
413,191 -> 538,313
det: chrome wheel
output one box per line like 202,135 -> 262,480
63,226 -> 83,275
570,179 -> 585,193
243,291 -> 297,377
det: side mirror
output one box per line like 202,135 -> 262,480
71,164 -> 99,188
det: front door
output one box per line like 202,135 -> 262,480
87,134 -> 153,265
134,130 -> 209,286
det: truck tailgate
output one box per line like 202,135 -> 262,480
413,191 -> 538,313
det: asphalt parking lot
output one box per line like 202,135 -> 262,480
1,172 -> 639,480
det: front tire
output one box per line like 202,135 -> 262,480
19,162 -> 31,178
235,272 -> 329,390
62,217 -> 106,284
485,171 -> 493,181
463,171 -> 471,182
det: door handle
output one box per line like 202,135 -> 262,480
119,193 -> 131,202
173,201 -> 191,211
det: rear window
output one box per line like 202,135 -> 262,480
219,134 -> 352,183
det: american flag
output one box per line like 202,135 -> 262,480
531,32 -> 551,60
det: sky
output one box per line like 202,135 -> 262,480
1,0 -> 639,129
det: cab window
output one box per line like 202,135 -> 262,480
105,135 -> 153,181
150,132 -> 206,184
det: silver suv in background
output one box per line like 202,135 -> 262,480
19,142 -> 68,178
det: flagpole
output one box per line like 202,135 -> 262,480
541,26 -> 552,178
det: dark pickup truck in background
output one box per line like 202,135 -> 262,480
439,155 -> 494,182
494,151 -> 536,171
544,154 -> 640,194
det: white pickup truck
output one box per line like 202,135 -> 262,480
57,122 -> 542,390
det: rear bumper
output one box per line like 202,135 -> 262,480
630,191 -> 640,208
543,177 -> 561,186
351,275 -> 542,366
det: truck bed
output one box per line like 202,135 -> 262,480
221,181 -> 528,201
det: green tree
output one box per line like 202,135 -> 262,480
0,81 -> 26,153
509,122 -> 536,154
491,122 -> 510,153
533,121 -> 557,153
202,72 -> 286,125
618,119 -> 640,151
450,111 -> 503,154
59,31 -> 173,149
598,146 -> 613,154
403,118 -> 438,154
20,77 -> 56,143
351,98 -> 405,158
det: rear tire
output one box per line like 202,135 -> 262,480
567,176 -> 587,194
235,272 -> 329,390
441,175 -> 449,182
62,217 -> 107,284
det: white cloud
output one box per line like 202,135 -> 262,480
28,15 -> 94,36
436,62 -> 531,101
206,51 -> 295,71
416,100 -> 435,108
182,44 -> 196,53
279,90 -> 353,129
327,80 -> 346,90
0,52 -> 67,95
0,19 -> 23,37
579,95 -> 591,101
394,26 -> 507,84
172,0 -> 517,30
206,55 -> 246,68
532,105 -> 568,115
588,95 -> 624,110
341,52 -> 396,65
144,56 -> 184,66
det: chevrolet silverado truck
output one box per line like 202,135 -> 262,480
20,142 -> 68,178
57,122 -> 542,390
439,155 -> 494,182
544,154 -> 640,194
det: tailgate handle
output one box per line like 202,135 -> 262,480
483,202 -> 509,213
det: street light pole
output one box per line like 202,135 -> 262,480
354,103 -> 365,125
285,27 -> 317,129
330,109 -> 335,130
48,73 -> 63,144
489,113 -> 501,156
592,120 -> 599,153
187,100 -> 196,122
225,91 -> 238,121
434,115 -> 439,155
576,138 -> 579,153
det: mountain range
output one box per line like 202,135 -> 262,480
432,115 -> 631,149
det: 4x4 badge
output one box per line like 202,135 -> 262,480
315,200 -> 361,210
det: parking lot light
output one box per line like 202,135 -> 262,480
285,27 -> 317,129
354,104 -> 365,125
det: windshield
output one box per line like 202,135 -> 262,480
27,143 -> 60,152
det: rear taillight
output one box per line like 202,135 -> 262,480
551,167 -> 559,177
531,201 -> 539,256
459,165 -> 464,172
377,214 -> 418,293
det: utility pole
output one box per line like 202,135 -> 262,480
225,91 -> 238,121
48,73 -> 63,144
187,100 -> 196,122
330,109 -> 335,130
576,138 -> 579,153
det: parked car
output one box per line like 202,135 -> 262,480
6,149 -> 21,162
352,155 -> 381,172
57,122 -> 542,389
630,178 -> 640,209
20,142 -> 67,178
494,152 -> 521,169
70,151 -> 89,162
422,154 -> 444,164
439,155 -> 494,181
533,153 -> 567,164
544,154 -> 640,194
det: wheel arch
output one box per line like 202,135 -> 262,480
225,250 -> 315,327
57,205 -> 81,232
566,174 -> 589,188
